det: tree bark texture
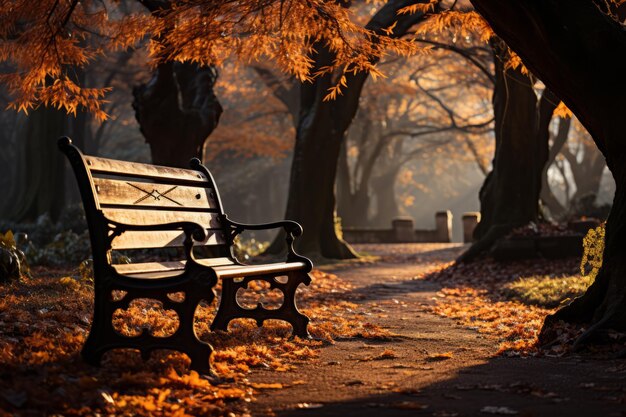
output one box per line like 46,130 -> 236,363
268,0 -> 433,259
2,107 -> 67,222
336,142 -> 372,228
371,167 -> 402,227
133,62 -> 222,168
460,44 -> 557,261
470,0 -> 626,340
540,117 -> 571,219
563,140 -> 607,205
280,57 -> 358,258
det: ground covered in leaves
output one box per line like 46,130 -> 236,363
1,243 -> 625,416
427,257 -> 583,356
0,264 -> 390,416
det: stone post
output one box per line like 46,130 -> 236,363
462,212 -> 481,243
391,217 -> 415,243
435,211 -> 452,243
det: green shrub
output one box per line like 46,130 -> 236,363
24,229 -> 92,266
232,236 -> 269,261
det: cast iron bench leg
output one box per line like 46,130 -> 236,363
211,270 -> 311,337
81,284 -> 215,375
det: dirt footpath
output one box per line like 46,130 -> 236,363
248,244 -> 626,417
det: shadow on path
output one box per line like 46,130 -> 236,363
249,243 -> 625,417
278,355 -> 626,417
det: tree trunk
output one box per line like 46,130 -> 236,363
336,142 -> 371,228
287,129 -> 354,258
132,62 -> 222,168
269,44 -> 358,258
460,43 -> 557,261
470,0 -> 626,341
565,141 -> 607,205
371,168 -> 401,227
540,117 -> 571,219
544,159 -> 626,345
2,107 -> 67,222
268,0 -> 433,259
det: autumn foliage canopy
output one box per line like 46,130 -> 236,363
0,0 -> 437,120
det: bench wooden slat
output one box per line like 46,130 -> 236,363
213,261 -> 307,278
112,269 -> 186,279
113,261 -> 186,275
93,178 -> 217,209
116,261 -> 306,280
110,229 -> 226,250
85,156 -> 208,184
102,208 -> 221,229
112,257 -> 235,275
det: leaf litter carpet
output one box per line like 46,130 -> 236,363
1,243 -> 625,416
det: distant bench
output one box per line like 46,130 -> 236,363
59,137 -> 312,374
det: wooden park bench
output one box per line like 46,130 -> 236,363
59,137 -> 312,374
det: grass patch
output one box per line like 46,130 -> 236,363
503,274 -> 594,308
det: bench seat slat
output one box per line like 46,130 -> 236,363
85,156 -> 208,184
102,208 -> 221,229
112,257 -> 235,275
94,178 -> 217,209
110,229 -> 226,250
115,261 -> 306,279
213,262 -> 307,279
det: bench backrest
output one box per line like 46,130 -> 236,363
59,137 -> 231,268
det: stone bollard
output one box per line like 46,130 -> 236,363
462,212 -> 481,243
435,211 -> 452,243
392,217 -> 415,243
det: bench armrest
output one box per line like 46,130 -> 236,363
221,215 -> 312,269
223,217 -> 303,236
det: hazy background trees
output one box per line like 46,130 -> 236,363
0,0 -> 616,252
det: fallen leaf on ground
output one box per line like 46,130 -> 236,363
426,352 -> 453,361
392,387 -> 422,396
296,403 -> 323,409
360,349 -> 398,361
249,383 -> 283,390
481,406 -> 519,415
345,380 -> 364,386
390,401 -> 428,410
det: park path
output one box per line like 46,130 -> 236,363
247,244 -> 626,417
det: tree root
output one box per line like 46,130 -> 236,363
457,223 -> 517,263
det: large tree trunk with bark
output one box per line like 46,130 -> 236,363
371,168 -> 401,228
470,0 -> 626,342
565,140 -> 607,205
268,0 -> 433,259
460,42 -> 557,261
133,0 -> 222,168
2,107 -> 67,222
540,117 -> 571,219
133,62 -> 222,168
276,56 -> 359,258
337,142 -> 372,228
